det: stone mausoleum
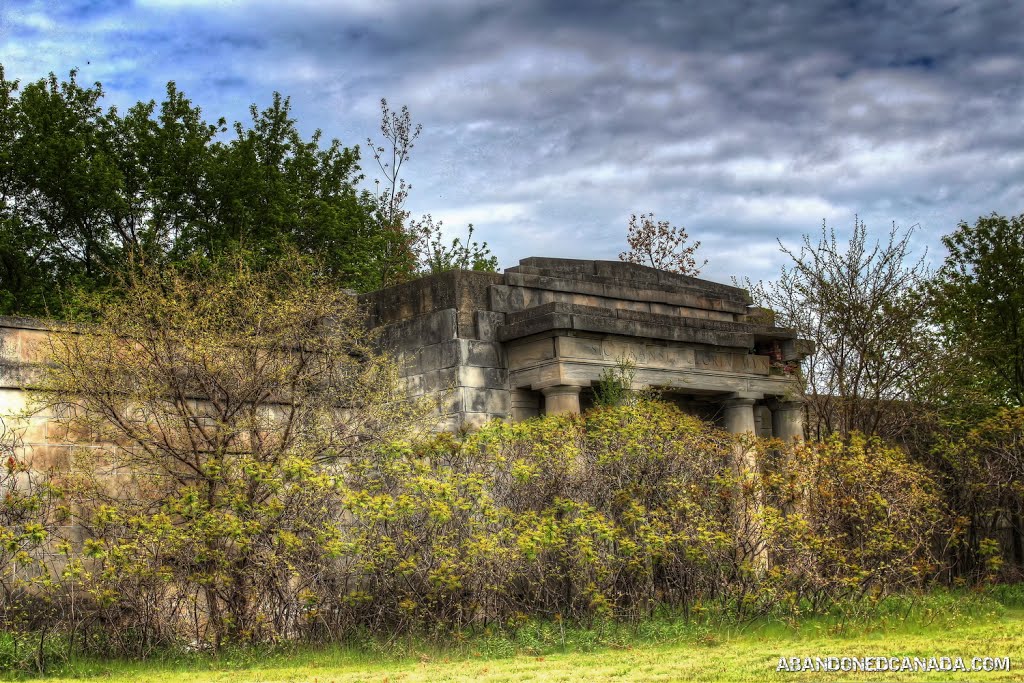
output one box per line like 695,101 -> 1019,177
0,257 -> 812,469
360,257 -> 811,441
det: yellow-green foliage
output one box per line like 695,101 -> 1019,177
760,433 -> 949,614
335,401 -> 949,634
24,255 -> 438,655
935,407 -> 1024,582
335,403 -> 737,630
10,348 -> 952,660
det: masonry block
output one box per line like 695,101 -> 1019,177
461,339 -> 503,368
463,387 -> 511,415
418,339 -> 461,372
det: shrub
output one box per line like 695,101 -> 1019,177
936,407 -> 1024,582
7,382 -> 953,656
761,433 -> 950,613
0,417 -> 66,672
32,254 -> 434,653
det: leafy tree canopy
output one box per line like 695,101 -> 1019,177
0,67 -> 424,316
928,212 -> 1024,408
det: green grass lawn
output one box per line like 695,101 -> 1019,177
9,602 -> 1024,682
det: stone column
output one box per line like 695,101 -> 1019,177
721,397 -> 767,573
769,400 -> 805,444
768,399 -> 806,517
722,398 -> 757,440
542,385 -> 582,416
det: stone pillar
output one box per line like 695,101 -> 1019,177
721,397 -> 766,573
769,400 -> 805,444
722,398 -> 757,440
542,385 -> 582,416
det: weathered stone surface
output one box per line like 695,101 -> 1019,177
754,404 -> 773,438
503,271 -> 750,315
458,366 -> 508,390
418,339 -> 462,372
463,387 -> 511,414
1,257 -> 812,440
497,313 -> 574,342
508,361 -> 563,391
460,412 -> 498,429
358,271 -> 503,329
379,309 -> 458,350
514,257 -> 597,279
554,337 -> 695,370
782,338 -> 816,361
569,313 -> 752,348
0,325 -> 58,365
475,311 -> 506,341
499,302 -> 796,349
542,385 -> 582,415
556,336 -> 604,361
695,350 -> 770,375
0,361 -> 39,387
516,258 -> 750,302
510,389 -> 541,422
507,338 -> 556,367
462,339 -> 504,368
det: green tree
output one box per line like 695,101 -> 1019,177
108,81 -> 224,260
191,93 -> 383,289
928,212 -> 1024,408
0,67 -> 119,314
925,213 -> 1024,578
0,67 -> 429,315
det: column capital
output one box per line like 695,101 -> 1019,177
767,398 -> 804,411
720,396 -> 757,435
721,397 -> 757,409
541,385 -> 582,398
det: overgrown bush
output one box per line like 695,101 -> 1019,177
5,385 -> 953,663
318,400 -> 950,636
760,433 -> 950,616
28,254 -> 435,657
327,403 -> 737,632
0,417 -> 66,673
935,407 -> 1024,582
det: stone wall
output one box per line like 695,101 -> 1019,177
359,257 -> 811,432
358,270 -> 509,430
1,257 -> 812,462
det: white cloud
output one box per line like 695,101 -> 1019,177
425,202 -> 532,229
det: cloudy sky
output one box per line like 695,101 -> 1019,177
2,0 -> 1022,284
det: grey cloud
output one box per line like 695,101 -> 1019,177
1,0 -> 1022,283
